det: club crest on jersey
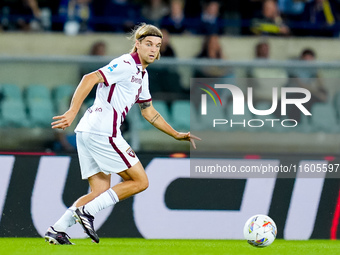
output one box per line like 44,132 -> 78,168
126,147 -> 136,158
108,64 -> 118,72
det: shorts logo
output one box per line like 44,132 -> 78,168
126,147 -> 136,158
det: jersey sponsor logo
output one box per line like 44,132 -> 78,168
123,60 -> 131,65
108,64 -> 118,72
131,76 -> 142,84
126,147 -> 136,158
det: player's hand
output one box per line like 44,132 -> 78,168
51,110 -> 76,130
174,132 -> 201,149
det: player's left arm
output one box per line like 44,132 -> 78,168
139,101 -> 201,149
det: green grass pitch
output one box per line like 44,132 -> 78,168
0,238 -> 339,255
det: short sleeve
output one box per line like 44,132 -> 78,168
98,58 -> 130,86
137,72 -> 152,103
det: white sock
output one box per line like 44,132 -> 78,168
83,189 -> 119,216
53,206 -> 77,232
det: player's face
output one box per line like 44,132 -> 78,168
136,36 -> 162,67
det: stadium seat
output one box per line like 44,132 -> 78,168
0,84 -> 22,100
252,101 -> 285,133
153,100 -> 172,122
125,104 -> 142,150
126,103 -> 143,130
190,104 -> 203,131
295,112 -> 313,133
25,84 -> 51,104
226,102 -> 253,132
171,100 -> 190,131
200,101 -> 226,131
53,84 -> 75,113
27,99 -> 55,128
0,99 -> 31,127
333,91 -> 340,120
310,103 -> 339,133
54,84 -> 74,101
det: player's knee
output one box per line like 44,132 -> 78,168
141,178 -> 149,191
136,178 -> 149,193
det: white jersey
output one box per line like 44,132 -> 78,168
75,52 -> 151,137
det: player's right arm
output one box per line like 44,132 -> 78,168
51,71 -> 104,129
139,100 -> 201,149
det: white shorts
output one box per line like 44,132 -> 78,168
76,132 -> 139,179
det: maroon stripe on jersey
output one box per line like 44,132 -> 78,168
108,137 -> 131,169
112,109 -> 118,137
121,106 -> 128,122
107,83 -> 116,103
131,52 -> 141,65
136,98 -> 152,104
98,70 -> 109,87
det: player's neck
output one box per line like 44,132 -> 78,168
138,56 -> 148,70
132,51 -> 148,70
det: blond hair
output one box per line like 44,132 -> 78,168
129,23 -> 163,60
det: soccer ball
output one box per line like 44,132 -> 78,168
243,214 -> 277,247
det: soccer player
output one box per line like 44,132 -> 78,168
44,23 -> 200,245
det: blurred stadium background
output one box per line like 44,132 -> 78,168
1,0 -> 340,242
